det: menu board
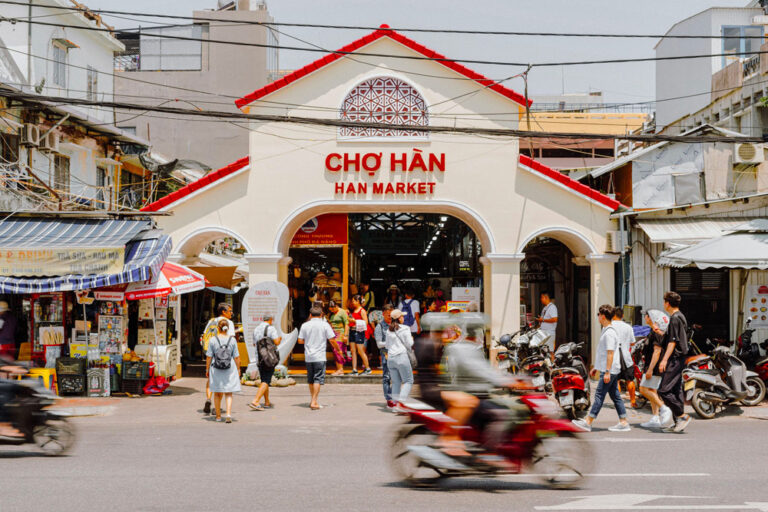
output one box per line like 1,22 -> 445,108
746,285 -> 768,327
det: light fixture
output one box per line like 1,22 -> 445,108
432,236 -> 437,241
422,253 -> 427,257
440,216 -> 448,222
439,223 -> 445,228
378,267 -> 385,272
436,230 -> 441,235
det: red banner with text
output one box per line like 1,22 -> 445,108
290,214 -> 348,246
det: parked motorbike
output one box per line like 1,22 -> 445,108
736,319 -> 767,370
522,345 -> 552,392
550,342 -> 590,419
683,345 -> 766,419
495,323 -> 543,375
0,378 -> 76,456
389,390 -> 593,488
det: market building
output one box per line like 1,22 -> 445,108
141,25 -> 623,360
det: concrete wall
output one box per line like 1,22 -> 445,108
113,8 -> 272,168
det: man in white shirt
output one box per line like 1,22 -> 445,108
572,304 -> 631,433
248,315 -> 281,411
298,306 -> 336,410
398,290 -> 421,335
537,292 -> 558,351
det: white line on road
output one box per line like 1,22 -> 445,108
507,473 -> 709,478
535,494 -> 768,511
588,438 -> 688,443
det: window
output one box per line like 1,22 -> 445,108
140,25 -> 203,71
118,126 -> 136,135
722,25 -> 764,68
53,154 -> 70,193
52,43 -> 67,87
0,132 -> 19,164
86,66 -> 98,100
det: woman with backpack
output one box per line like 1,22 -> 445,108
206,318 -> 241,423
349,295 -> 372,376
385,309 -> 415,407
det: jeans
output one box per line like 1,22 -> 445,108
381,349 -> 392,402
588,372 -> 627,420
388,352 -> 413,403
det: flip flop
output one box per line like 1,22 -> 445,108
263,404 -> 274,409
248,403 -> 265,411
310,405 -> 323,410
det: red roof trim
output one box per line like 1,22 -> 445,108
518,155 -> 622,211
235,25 -> 531,109
140,156 -> 250,212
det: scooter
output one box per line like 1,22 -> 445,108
495,323 -> 539,375
389,390 -> 593,488
522,344 -> 552,392
0,378 -> 76,456
683,345 -> 766,419
550,342 -> 590,420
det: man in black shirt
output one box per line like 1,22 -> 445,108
656,291 -> 691,432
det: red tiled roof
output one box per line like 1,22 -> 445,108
140,156 -> 250,212
519,154 -> 622,211
235,24 -> 531,109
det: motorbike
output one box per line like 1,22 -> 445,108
736,319 -> 767,370
0,378 -> 76,456
521,344 -> 552,392
550,342 -> 590,420
495,323 -> 539,375
683,345 -> 766,419
389,390 -> 593,488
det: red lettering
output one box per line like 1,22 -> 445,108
343,153 -> 360,172
373,183 -> 384,194
396,182 -> 406,194
408,151 -> 427,172
417,183 -> 427,194
357,183 -> 367,194
390,153 -> 407,172
345,183 -> 357,194
406,182 -> 417,194
428,153 -> 445,172
385,183 -> 395,194
325,153 -> 342,171
361,153 -> 381,175
334,183 -> 344,194
427,183 -> 436,194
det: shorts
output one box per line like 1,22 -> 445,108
306,361 -> 326,385
640,374 -> 662,390
349,330 -> 367,345
258,364 -> 275,387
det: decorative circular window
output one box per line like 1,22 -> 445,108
339,77 -> 428,139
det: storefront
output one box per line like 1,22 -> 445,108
143,26 -> 621,359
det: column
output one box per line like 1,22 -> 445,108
482,253 -> 525,342
586,254 -> 620,363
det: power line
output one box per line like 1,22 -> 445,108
1,0 -> 765,40
3,90 -> 764,144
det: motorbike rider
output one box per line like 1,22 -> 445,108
0,353 -> 25,440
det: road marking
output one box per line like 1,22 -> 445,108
535,494 -> 768,511
508,473 -> 708,478
588,438 -> 688,443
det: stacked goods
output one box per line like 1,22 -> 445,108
56,357 -> 86,396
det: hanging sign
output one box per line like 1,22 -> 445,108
0,247 -> 124,276
291,214 -> 348,246
452,287 -> 481,305
746,285 -> 768,327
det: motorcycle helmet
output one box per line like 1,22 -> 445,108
499,333 -> 512,347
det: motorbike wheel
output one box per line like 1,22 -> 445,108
33,417 -> 76,456
691,390 -> 717,420
389,424 -> 444,486
531,431 -> 594,489
741,377 -> 767,407
564,406 -> 576,421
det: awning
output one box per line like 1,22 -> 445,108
635,217 -> 763,244
0,218 -> 152,249
0,232 -> 171,294
189,265 -> 238,289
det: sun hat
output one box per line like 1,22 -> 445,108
391,309 -> 404,321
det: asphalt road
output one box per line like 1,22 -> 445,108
3,378 -> 768,512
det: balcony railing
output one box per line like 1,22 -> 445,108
743,54 -> 760,79
114,52 -> 140,72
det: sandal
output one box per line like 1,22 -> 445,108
225,416 -> 232,424
310,404 -> 323,410
248,403 -> 265,411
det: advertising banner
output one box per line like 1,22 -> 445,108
0,247 -> 124,276
746,285 -> 768,327
290,214 -> 348,246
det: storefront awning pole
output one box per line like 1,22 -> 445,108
738,270 -> 750,332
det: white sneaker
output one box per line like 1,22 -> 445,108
571,419 -> 591,432
659,406 -> 673,427
640,416 -> 661,429
608,422 -> 631,432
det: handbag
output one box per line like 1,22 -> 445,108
618,337 -> 634,381
395,329 -> 418,368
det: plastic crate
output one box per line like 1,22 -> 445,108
56,357 -> 86,376
122,361 -> 150,380
58,374 -> 85,396
121,379 -> 145,395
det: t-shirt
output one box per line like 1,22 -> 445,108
643,331 -> 665,376
202,316 -> 236,351
328,310 -> 349,336
399,299 -> 421,333
610,320 -> 634,372
540,303 -> 558,335
665,311 -> 688,358
595,325 -> 620,374
362,290 -> 376,310
299,317 -> 336,363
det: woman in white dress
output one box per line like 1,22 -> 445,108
206,319 -> 241,423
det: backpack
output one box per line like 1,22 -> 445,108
256,324 -> 280,369
402,299 -> 416,327
211,335 -> 234,370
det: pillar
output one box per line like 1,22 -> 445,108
586,254 -> 620,363
482,253 -> 525,343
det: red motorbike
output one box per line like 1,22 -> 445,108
551,342 -> 591,419
388,391 -> 593,488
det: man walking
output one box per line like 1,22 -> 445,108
360,282 -> 376,311
201,303 -> 236,415
249,315 -> 281,411
374,304 -> 395,409
0,302 -> 17,358
657,291 -> 692,432
399,289 -> 421,336
298,306 -> 336,410
572,304 -> 631,432
537,291 -> 558,352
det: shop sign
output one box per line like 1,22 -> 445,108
291,214 -> 348,246
0,247 -> 124,277
452,287 -> 481,305
325,149 -> 444,197
94,291 -> 125,302
746,285 -> 768,327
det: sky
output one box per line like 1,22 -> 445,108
83,0 -> 751,104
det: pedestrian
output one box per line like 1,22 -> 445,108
374,304 -> 395,408
612,307 -> 638,408
298,306 -> 337,410
349,295 -> 372,375
200,303 -> 236,415
639,309 -> 670,429
249,315 -> 281,411
398,289 -> 421,335
206,318 -> 241,423
384,284 -> 402,308
657,291 -> 692,432
0,302 -> 17,358
572,304 -> 631,432
536,291 -> 558,352
385,309 -> 415,408
360,282 -> 376,311
327,301 -> 349,376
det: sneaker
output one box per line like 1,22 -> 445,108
659,406 -> 673,427
386,400 -> 397,409
352,370 -> 360,376
640,416 -> 661,429
203,400 -> 211,414
608,422 -> 631,432
362,368 -> 372,375
571,419 -> 591,432
673,414 -> 691,433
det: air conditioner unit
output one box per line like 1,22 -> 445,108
734,142 -> 765,164
20,124 -> 39,147
606,230 -> 622,253
39,132 -> 60,153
